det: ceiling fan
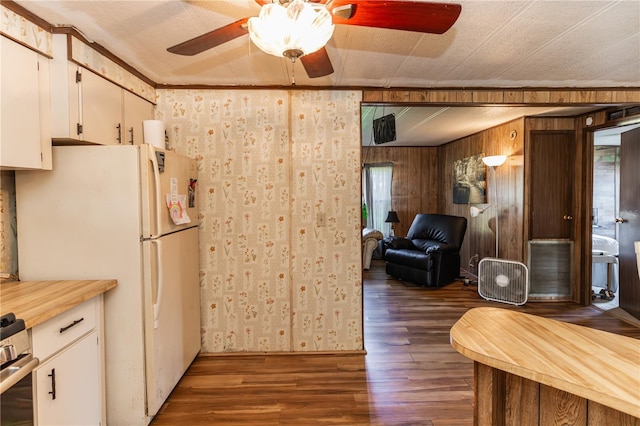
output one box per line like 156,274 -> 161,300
167,0 -> 462,78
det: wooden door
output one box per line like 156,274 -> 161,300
529,132 -> 575,239
618,126 -> 640,319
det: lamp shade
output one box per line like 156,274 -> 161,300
482,155 -> 507,167
248,0 -> 335,59
385,211 -> 400,223
470,205 -> 492,217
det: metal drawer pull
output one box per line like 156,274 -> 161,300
48,368 -> 56,400
116,123 -> 122,144
59,317 -> 84,334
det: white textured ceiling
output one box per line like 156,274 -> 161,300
361,104 -> 599,146
13,0 -> 640,88
12,0 -> 640,146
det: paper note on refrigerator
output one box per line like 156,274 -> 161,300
166,178 -> 191,225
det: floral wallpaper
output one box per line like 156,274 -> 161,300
1,4 -> 52,57
0,172 -> 17,279
289,91 -> 363,351
1,3 -> 363,351
155,89 -> 363,353
70,36 -> 155,103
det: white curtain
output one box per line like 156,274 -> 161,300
362,163 -> 393,237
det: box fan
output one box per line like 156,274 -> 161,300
478,258 -> 529,306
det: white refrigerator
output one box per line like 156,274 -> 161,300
16,144 -> 201,425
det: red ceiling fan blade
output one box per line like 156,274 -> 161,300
328,1 -> 461,34
167,18 -> 249,56
300,47 -> 334,78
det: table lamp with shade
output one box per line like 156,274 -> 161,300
385,210 -> 400,236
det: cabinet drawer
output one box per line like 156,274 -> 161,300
32,298 -> 97,361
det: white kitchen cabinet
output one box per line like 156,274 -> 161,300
123,89 -> 155,145
50,34 -> 154,146
81,68 -> 124,145
32,297 -> 105,426
0,36 -> 52,170
34,330 -> 101,426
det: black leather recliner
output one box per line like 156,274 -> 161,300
385,214 -> 467,287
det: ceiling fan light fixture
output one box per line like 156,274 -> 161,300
248,0 -> 335,60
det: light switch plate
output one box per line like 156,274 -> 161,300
317,212 -> 327,227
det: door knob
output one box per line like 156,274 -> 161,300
614,217 -> 625,223
563,215 -> 573,220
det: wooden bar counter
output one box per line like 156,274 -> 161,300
0,279 -> 117,329
450,307 -> 640,425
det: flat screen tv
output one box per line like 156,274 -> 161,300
373,114 -> 396,144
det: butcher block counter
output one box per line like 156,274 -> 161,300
0,279 -> 117,329
450,307 -> 640,425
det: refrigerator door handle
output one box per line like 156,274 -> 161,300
151,239 -> 163,330
149,147 -> 162,239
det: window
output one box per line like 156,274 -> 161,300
362,163 -> 393,237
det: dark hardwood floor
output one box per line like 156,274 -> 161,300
150,260 -> 640,425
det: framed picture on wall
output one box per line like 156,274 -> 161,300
452,154 -> 486,204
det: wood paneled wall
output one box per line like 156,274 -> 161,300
362,119 -> 526,274
363,89 -> 640,104
363,112 -> 624,301
439,119 -> 526,271
362,146 -> 438,237
362,89 -> 638,303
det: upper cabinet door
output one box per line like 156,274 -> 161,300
80,69 -> 123,145
49,34 -> 155,147
123,90 -> 154,145
1,37 -> 51,169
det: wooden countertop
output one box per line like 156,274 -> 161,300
1,279 -> 117,329
450,307 -> 640,419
